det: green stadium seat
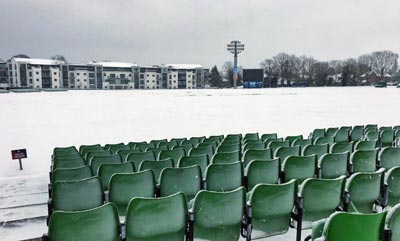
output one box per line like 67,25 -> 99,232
158,140 -> 178,150
109,144 -> 130,154
208,135 -> 224,143
365,131 -> 379,142
159,166 -> 202,201
350,125 -> 364,141
246,180 -> 295,240
354,140 -> 377,150
216,144 -> 240,153
98,162 -> 134,191
334,128 -> 350,143
125,192 -> 187,241
275,146 -> 301,165
109,171 -> 155,217
53,157 -> 86,170
190,136 -> 206,144
243,142 -> 265,152
380,126 -> 393,131
245,159 -> 280,190
172,144 -> 193,155
197,142 -> 217,153
128,141 -> 147,149
150,139 -> 168,148
90,154 -> 122,175
385,203 -> 400,241
318,152 -> 349,179
189,146 -> 214,160
268,140 -> 290,156
86,150 -> 112,165
205,161 -> 243,192
242,139 -> 263,145
383,167 -> 400,208
146,146 -> 168,157
170,138 -> 187,146
46,203 -> 120,241
104,143 -> 124,151
182,139 -> 200,147
82,146 -> 106,160
139,158 -> 174,183
242,149 -> 272,168
313,136 -> 334,146
135,142 -> 155,152
261,133 -> 278,142
303,144 -> 329,160
189,187 -> 245,241
211,151 -> 240,164
178,154 -> 208,177
349,149 -> 378,173
53,146 -> 78,156
285,135 -> 303,145
117,149 -> 141,162
225,133 -> 242,141
379,147 -> 400,170
52,166 -> 92,184
282,155 -> 317,184
49,177 -> 104,217
309,211 -> 386,241
126,151 -> 156,170
381,129 -> 395,147
292,139 -> 312,152
365,124 -> 378,133
293,176 -> 345,241
265,137 -> 284,147
159,149 -> 185,165
79,144 -> 101,154
243,132 -> 259,141
344,168 -> 384,213
310,128 -> 325,141
330,142 -> 353,154
326,127 -> 338,137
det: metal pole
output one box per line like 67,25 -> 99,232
233,41 -> 238,88
19,158 -> 23,170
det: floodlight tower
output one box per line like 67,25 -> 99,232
227,40 -> 245,88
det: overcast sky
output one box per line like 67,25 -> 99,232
1,0 -> 399,68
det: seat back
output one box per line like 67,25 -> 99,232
243,142 -> 265,152
326,128 -> 338,137
243,133 -> 259,141
379,147 -> 400,169
303,144 -> 329,160
205,161 -> 243,192
126,151 -> 156,170
197,142 -> 217,153
321,212 -> 386,241
128,141 -> 147,149
170,138 -> 187,146
110,144 -> 130,154
211,151 -> 240,164
48,203 -> 120,241
82,146 -> 106,160
313,136 -> 334,146
365,124 -> 378,133
158,140 -> 178,150
52,177 -> 104,212
192,187 -> 245,241
242,149 -> 272,167
109,171 -> 155,217
311,129 -> 325,140
380,129 -> 395,147
53,146 -> 78,156
350,149 -> 378,173
275,146 -> 301,165
330,142 -> 353,154
125,192 -> 187,241
159,149 -> 185,165
52,166 -> 93,184
345,168 -> 384,213
135,142 -> 155,152
282,155 -> 317,183
98,162 -> 135,190
246,159 -> 280,190
365,131 -> 379,141
53,157 -> 86,170
285,135 -> 303,145
350,125 -> 364,141
299,176 -> 346,228
318,152 -> 349,179
248,180 -> 296,239
79,144 -> 101,154
354,140 -> 377,150
104,143 -> 124,151
334,128 -> 350,142
146,146 -> 168,157
261,133 -> 278,142
178,154 -> 208,177
91,154 -> 122,175
189,146 -> 214,160
292,139 -> 312,152
139,158 -> 174,182
160,166 -> 202,200
268,140 -> 290,155
86,150 -> 112,164
386,203 -> 400,241
384,167 -> 400,207
150,139 -> 168,148
172,144 -> 193,155
118,149 -> 141,162
216,144 -> 240,153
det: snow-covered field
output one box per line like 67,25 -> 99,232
0,87 -> 399,240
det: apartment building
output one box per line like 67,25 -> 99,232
4,57 -> 207,90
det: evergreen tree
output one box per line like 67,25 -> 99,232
210,65 -> 222,87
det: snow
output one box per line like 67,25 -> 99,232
0,86 -> 399,240
12,58 -> 64,65
166,64 -> 203,69
92,61 -> 138,68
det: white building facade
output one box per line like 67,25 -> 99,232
3,57 -> 208,90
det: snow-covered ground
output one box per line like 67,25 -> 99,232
0,87 -> 399,240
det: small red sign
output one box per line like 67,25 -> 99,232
11,149 -> 27,160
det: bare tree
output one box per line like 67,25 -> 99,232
50,55 -> 68,63
370,50 -> 398,77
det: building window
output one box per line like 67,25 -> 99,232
36,79 -> 39,81
188,75 -> 191,77
128,74 -> 131,77
54,72 -> 57,75
174,75 -> 176,77
84,79 -> 87,82
77,79 -> 80,82
36,72 -> 39,75
83,73 -> 87,76
147,74 -> 149,77
77,73 -> 80,75
140,74 -> 144,78
152,80 -> 155,83
54,79 -> 57,81
169,75 -> 171,80
104,73 -> 106,76
147,80 -> 149,83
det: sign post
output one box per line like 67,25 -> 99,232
11,149 -> 27,170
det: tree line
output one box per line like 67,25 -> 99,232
210,50 -> 399,87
